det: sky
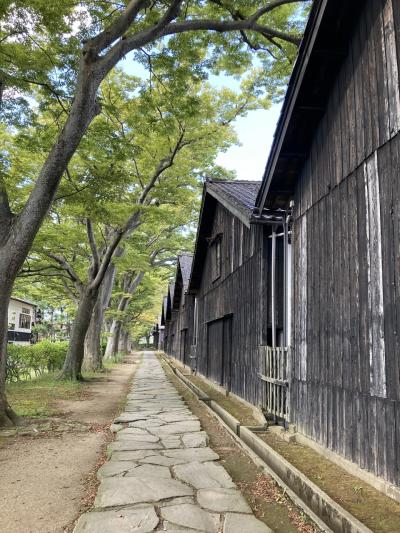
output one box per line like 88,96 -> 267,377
121,55 -> 282,183
215,104 -> 281,181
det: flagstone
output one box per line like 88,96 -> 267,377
74,507 -> 159,533
94,477 -> 193,508
197,488 -> 252,513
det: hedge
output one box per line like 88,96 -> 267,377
6,340 -> 68,382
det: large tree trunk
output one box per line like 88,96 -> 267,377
0,67 -> 103,423
104,319 -> 122,359
59,288 -> 99,380
0,279 -> 19,426
118,329 -> 127,354
83,296 -> 103,372
122,331 -> 129,354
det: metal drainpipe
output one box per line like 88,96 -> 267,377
271,229 -> 276,350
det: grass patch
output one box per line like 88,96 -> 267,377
6,373 -> 87,418
258,432 -> 400,533
103,352 -> 125,367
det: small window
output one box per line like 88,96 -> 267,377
19,313 -> 31,329
8,323 -> 15,331
22,307 -> 31,315
211,237 -> 222,281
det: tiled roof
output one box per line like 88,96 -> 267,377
207,180 -> 261,218
168,282 -> 175,303
178,254 -> 193,291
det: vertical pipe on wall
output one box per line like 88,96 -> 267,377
283,220 -> 289,347
271,230 -> 277,349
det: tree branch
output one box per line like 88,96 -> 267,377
45,252 -> 82,285
90,229 -> 124,290
138,129 -> 186,204
86,218 -> 100,275
104,0 -> 305,67
88,0 -> 150,54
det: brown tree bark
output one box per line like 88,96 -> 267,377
83,296 -> 103,372
59,288 -> 99,380
122,331 -> 130,354
0,278 -> 19,426
104,319 -> 122,360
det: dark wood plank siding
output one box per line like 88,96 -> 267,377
194,204 -> 264,406
291,0 -> 400,485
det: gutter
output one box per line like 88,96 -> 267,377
164,355 -> 373,533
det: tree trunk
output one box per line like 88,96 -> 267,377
59,288 -> 99,380
122,331 -> 129,354
83,296 -> 103,372
0,279 -> 19,426
104,319 -> 122,359
103,270 -> 144,359
118,329 -> 126,354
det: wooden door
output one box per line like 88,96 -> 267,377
222,315 -> 232,391
206,319 -> 223,384
180,329 -> 187,364
207,316 -> 232,387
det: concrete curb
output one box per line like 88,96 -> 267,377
174,367 -> 211,402
209,400 -> 240,435
166,356 -> 373,533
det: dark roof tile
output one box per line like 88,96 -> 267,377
178,253 -> 193,291
207,180 -> 260,218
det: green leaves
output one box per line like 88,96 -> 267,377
3,0 -> 311,338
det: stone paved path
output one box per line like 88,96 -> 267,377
75,352 -> 271,532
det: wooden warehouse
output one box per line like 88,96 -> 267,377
171,254 -> 194,366
163,282 -> 176,357
188,179 -> 267,405
163,254 -> 194,363
162,0 -> 400,489
255,0 -> 400,486
158,296 -> 167,350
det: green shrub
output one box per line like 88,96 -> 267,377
101,339 -> 108,356
6,340 -> 68,382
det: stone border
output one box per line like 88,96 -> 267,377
239,428 -> 372,533
165,356 -> 373,533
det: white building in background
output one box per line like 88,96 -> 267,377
8,297 -> 37,344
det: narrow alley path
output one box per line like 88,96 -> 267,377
75,351 -> 271,532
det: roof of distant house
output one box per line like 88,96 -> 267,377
10,296 -> 37,307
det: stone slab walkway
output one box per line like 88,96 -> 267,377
75,352 -> 271,533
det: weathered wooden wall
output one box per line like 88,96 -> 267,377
291,0 -> 400,484
165,310 -> 179,358
175,291 -> 195,365
194,204 -> 265,406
